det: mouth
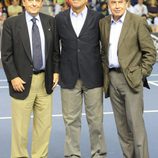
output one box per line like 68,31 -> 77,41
114,10 -> 121,13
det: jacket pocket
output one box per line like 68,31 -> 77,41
127,66 -> 142,88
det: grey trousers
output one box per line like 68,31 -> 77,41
109,71 -> 149,158
61,80 -> 107,158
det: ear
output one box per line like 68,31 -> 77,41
125,2 -> 128,8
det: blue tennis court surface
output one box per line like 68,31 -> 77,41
0,63 -> 158,158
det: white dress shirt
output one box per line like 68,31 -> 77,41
25,11 -> 45,69
108,11 -> 126,68
70,7 -> 87,37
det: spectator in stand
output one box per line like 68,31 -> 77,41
154,16 -> 158,25
53,0 -> 65,15
131,0 -> 137,6
0,2 -> 7,25
61,2 -> 69,12
147,0 -> 158,17
127,0 -> 135,13
0,1 -> 7,58
100,1 -> 109,16
146,0 -> 158,32
146,0 -> 158,24
0,0 -> 8,16
154,17 -> 158,32
4,0 -> 11,7
134,0 -> 148,16
8,0 -> 23,17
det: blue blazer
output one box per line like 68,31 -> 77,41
56,8 -> 104,89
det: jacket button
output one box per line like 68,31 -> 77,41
77,49 -> 80,52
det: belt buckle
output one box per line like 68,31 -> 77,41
109,67 -> 122,73
33,70 -> 44,75
115,68 -> 121,72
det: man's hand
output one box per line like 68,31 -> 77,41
52,73 -> 59,89
11,77 -> 26,92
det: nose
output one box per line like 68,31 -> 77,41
32,0 -> 37,5
115,2 -> 119,7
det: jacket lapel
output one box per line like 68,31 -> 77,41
98,16 -> 111,67
104,16 -> 111,66
65,9 -> 77,37
39,13 -> 50,61
18,13 -> 32,62
79,8 -> 91,37
118,12 -> 130,48
105,16 -> 111,50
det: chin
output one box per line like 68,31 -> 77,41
115,13 -> 122,17
29,12 -> 38,16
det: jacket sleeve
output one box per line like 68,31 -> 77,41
138,18 -> 157,77
52,17 -> 60,73
1,19 -> 18,81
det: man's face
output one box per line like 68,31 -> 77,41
23,0 -> 43,16
108,0 -> 127,21
69,0 -> 87,13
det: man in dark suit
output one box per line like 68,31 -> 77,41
1,0 -> 59,157
55,0 -> 107,157
99,0 -> 156,157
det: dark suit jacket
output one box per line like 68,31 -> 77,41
99,11 -> 156,97
55,8 -> 104,89
1,12 -> 60,99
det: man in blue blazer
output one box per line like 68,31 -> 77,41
56,0 -> 107,157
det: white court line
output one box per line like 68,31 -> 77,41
0,86 -> 8,88
1,110 -> 158,120
0,79 -> 7,82
148,81 -> 158,86
150,74 -> 158,76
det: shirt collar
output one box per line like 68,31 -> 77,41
25,11 -> 40,22
70,6 -> 88,17
111,10 -> 127,24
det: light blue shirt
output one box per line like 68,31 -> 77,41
108,11 -> 126,68
25,11 -> 45,70
70,6 -> 87,37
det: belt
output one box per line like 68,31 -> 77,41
109,67 -> 122,73
33,70 -> 45,75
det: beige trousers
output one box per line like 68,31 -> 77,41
109,71 -> 149,158
61,80 -> 107,158
11,73 -> 52,158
